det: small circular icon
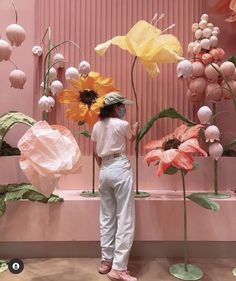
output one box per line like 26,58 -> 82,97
8,258 -> 24,274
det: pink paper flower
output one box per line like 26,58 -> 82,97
18,121 -> 81,196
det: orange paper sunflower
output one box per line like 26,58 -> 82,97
59,71 -> 117,126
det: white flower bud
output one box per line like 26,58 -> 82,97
32,45 -> 43,56
209,142 -> 223,160
9,69 -> 27,89
48,67 -> 57,82
5,24 -> 26,47
50,80 -> 64,95
176,59 -> 193,78
65,67 -> 79,80
53,53 -> 65,68
205,125 -> 220,142
197,106 -> 212,124
38,96 -> 55,112
79,60 -> 91,76
0,39 -> 12,61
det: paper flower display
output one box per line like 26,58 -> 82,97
176,13 -> 236,104
95,20 -> 183,77
145,124 -> 207,176
59,71 -> 117,126
18,121 -> 81,196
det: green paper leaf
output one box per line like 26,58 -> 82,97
0,111 -> 36,150
187,193 -> 220,212
0,197 -> 6,217
79,130 -> 91,138
47,194 -> 64,203
192,161 -> 199,171
22,190 -> 48,203
223,139 -> 236,151
137,107 -> 196,144
0,261 -> 8,272
229,56 -> 236,67
5,189 -> 29,201
164,166 -> 179,175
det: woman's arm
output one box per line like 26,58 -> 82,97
128,122 -> 139,143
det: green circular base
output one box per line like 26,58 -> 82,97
135,191 -> 151,198
169,263 -> 203,280
80,191 -> 100,197
232,268 -> 236,277
0,261 -> 8,273
203,192 -> 231,199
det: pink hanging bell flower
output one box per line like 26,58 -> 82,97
197,106 -> 212,124
9,69 -> 27,89
38,95 -> 55,112
50,80 -> 64,95
48,67 -> 57,82
205,125 -> 220,142
209,142 -> 223,160
65,67 -> 79,80
79,60 -> 91,76
5,24 -> 26,47
53,53 -> 65,68
0,39 -> 12,61
32,45 -> 43,57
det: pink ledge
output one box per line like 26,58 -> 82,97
0,189 -> 235,242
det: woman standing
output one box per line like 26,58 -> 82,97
91,92 -> 139,281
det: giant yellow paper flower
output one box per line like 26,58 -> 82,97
95,20 -> 183,77
59,71 -> 117,126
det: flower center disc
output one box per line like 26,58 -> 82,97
80,90 -> 98,107
163,138 -> 181,151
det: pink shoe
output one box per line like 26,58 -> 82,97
107,269 -> 137,281
98,260 -> 112,274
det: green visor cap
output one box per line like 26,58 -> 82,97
104,92 -> 133,106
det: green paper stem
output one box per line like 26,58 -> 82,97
212,103 -> 218,195
214,159 -> 218,195
131,56 -> 140,194
10,0 -> 18,23
181,170 -> 188,271
92,153 -> 95,194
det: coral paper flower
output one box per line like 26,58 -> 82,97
95,20 -> 183,77
144,124 -> 207,176
59,71 -> 116,126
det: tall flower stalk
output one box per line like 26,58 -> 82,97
95,15 -> 183,197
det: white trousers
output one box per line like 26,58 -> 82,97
99,156 -> 135,270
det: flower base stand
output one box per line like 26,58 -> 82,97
135,191 -> 150,198
80,190 -> 99,197
169,263 -> 203,281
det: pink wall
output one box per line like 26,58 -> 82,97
1,0 -> 235,153
33,0 -> 204,156
0,0 -> 35,146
